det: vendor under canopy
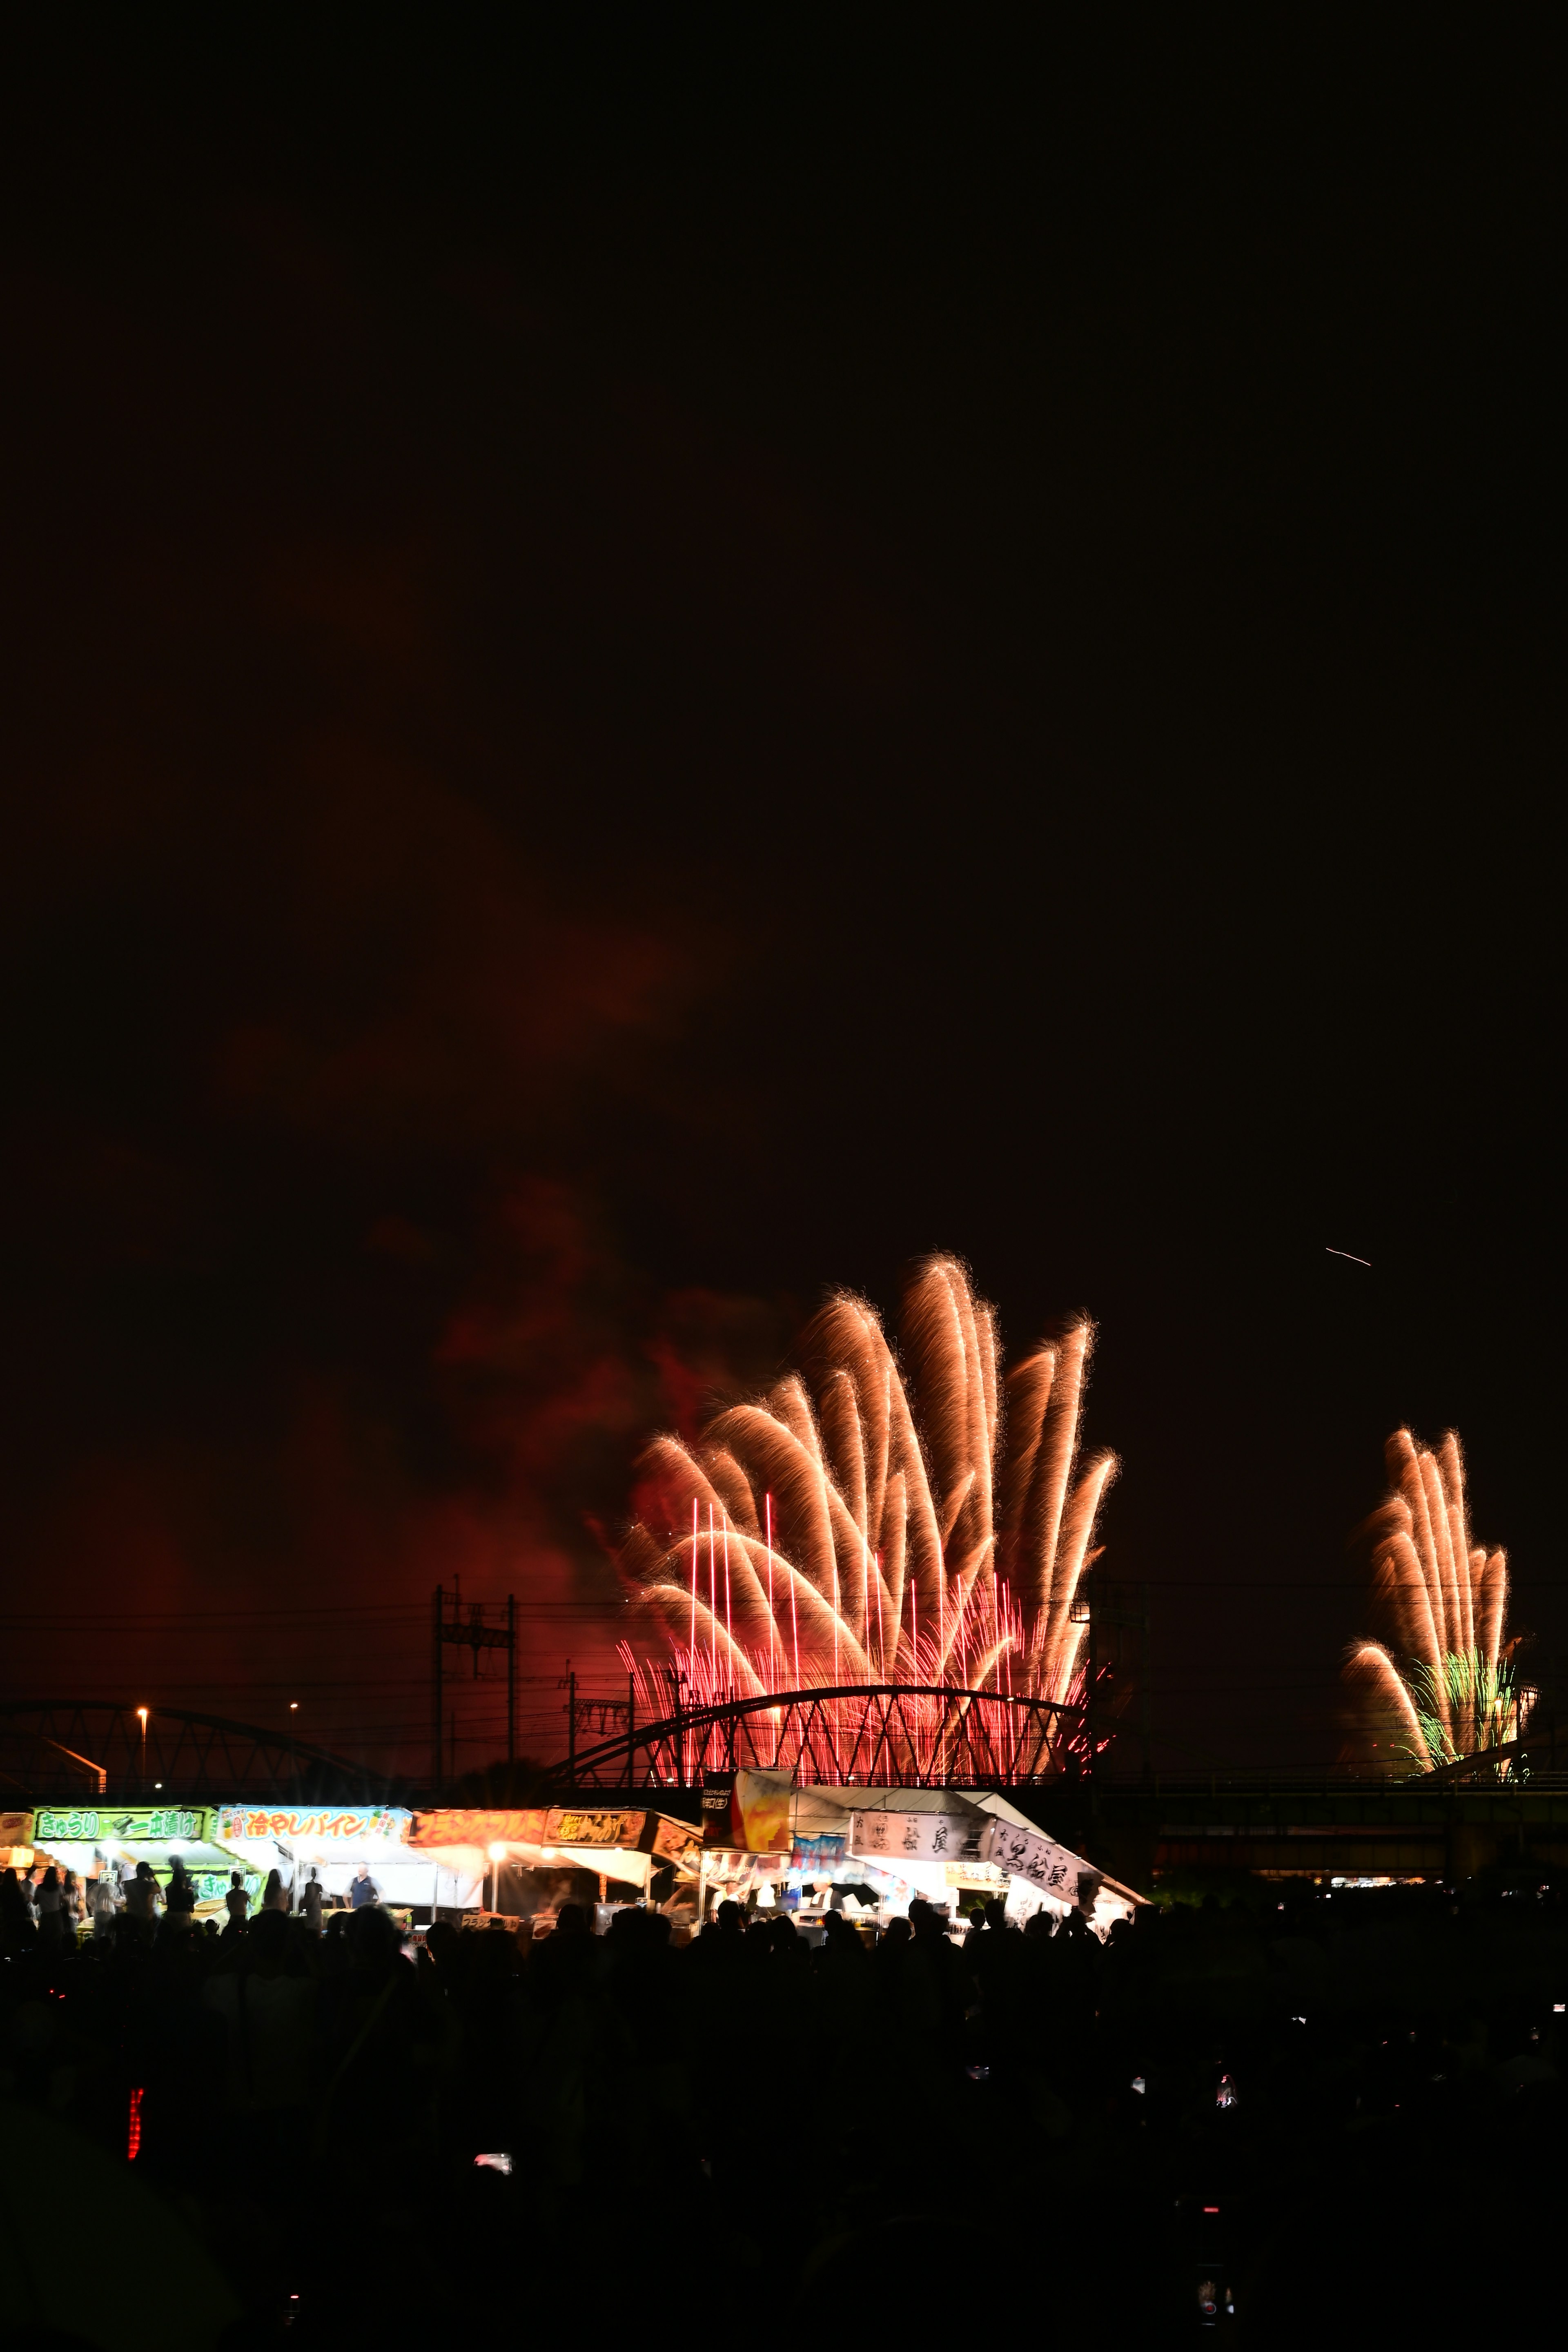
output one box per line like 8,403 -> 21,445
706,1778 -> 1143,1937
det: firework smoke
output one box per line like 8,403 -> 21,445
1346,1428 -> 1526,1771
614,1258 -> 1117,1753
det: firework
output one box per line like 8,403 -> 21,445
1346,1428 -> 1525,1772
613,1258 -> 1117,1776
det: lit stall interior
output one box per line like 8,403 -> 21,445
27,1803 -> 252,1917
702,1780 -> 1143,1940
410,1805 -> 703,1928
208,1804 -> 457,1916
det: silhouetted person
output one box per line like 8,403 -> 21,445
301,1866 -> 323,1932
90,1867 -> 120,1938
165,1857 -> 197,1931
262,1867 -> 287,1913
350,1862 -> 380,1910
125,1860 -> 163,1927
225,1872 -> 250,1931
36,1864 -> 63,1944
0,1865 -> 34,1949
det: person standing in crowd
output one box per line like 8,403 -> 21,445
36,1864 -> 63,1945
125,1860 -> 163,1930
300,1866 -> 324,1934
60,1867 -> 83,1936
262,1866 -> 288,1913
224,1871 -> 251,1931
350,1861 -> 380,1910
18,1863 -> 40,1922
165,1856 -> 197,1933
91,1865 -> 120,1939
0,1867 -> 33,1951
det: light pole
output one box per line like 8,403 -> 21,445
488,1841 -> 506,1916
136,1708 -> 148,1787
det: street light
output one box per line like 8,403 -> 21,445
488,1842 -> 507,1916
136,1708 -> 148,1783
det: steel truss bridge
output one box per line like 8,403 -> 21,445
0,1703 -> 392,1804
566,1683 -> 1079,1788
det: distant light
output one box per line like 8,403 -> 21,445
136,1708 -> 148,1726
1131,2076 -> 1146,2094
1555,2004 -> 1566,2014
154,1782 -> 162,1790
488,1842 -> 508,1862
290,1702 -> 298,1712
474,2152 -> 512,2174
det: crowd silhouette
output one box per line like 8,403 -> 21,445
2,1862 -> 1565,2342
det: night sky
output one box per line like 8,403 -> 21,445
2,24 -> 1560,1777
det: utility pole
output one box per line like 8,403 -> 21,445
567,1666 -> 577,1786
432,1584 -> 519,1792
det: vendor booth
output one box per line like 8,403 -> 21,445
699,1774 -> 1144,1939
409,1804 -> 704,1924
28,1802 -> 260,1919
18,1798 -> 706,1931
210,1803 -> 437,1912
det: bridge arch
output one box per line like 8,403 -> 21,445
566,1682 -> 1078,1788
0,1701 -> 392,1804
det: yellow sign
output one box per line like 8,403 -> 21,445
545,1807 -> 643,1849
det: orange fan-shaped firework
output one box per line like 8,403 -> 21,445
615,1258 -> 1117,1728
1346,1428 -> 1524,1771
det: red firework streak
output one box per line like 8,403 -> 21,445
127,2086 -> 145,2160
612,1262 -> 1122,1783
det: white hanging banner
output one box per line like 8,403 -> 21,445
847,1810 -> 984,1865
980,1815 -> 1096,1904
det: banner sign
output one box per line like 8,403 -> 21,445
214,1805 -> 410,1846
36,1805 -> 207,1845
408,1810 -> 548,1849
545,1807 -> 644,1849
408,1808 -> 697,1858
0,1811 -> 36,1851
847,1811 -> 983,1865
791,1833 -> 847,1873
650,1816 -> 704,1872
702,1767 -> 793,1853
979,1817 -> 1096,1903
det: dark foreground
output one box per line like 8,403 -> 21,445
3,1881 -> 1566,2343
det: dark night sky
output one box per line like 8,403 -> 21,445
1,22 -> 1560,1775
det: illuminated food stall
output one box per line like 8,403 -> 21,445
409,1804 -> 704,1924
210,1804 -> 437,1913
27,1803 -> 258,1918
699,1772 -> 1143,1938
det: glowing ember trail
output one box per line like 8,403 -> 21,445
1346,1428 -> 1528,1773
614,1256 -> 1118,1780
